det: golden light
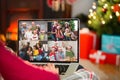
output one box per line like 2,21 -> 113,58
88,15 -> 91,18
92,2 -> 96,10
103,4 -> 108,8
90,13 -> 94,16
119,4 -> 120,7
101,20 -> 105,24
101,0 -> 105,2
6,21 -> 18,41
111,6 -> 114,9
89,9 -> 93,13
88,20 -> 92,24
116,11 -> 120,16
0,34 -> 6,42
109,15 -> 113,19
92,5 -> 96,9
93,16 -> 96,19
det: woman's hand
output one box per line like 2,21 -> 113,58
43,63 -> 59,74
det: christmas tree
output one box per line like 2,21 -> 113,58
88,0 -> 120,36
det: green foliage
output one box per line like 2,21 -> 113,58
69,20 -> 75,31
88,0 -> 120,36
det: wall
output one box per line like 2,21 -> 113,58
72,0 -> 95,17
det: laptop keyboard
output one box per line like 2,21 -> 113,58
55,65 -> 69,75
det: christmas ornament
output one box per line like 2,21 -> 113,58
113,4 -> 120,12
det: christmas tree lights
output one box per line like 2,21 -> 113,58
88,0 -> 120,36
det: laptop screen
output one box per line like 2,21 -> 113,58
18,18 -> 80,63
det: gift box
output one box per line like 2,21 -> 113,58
80,33 -> 93,59
101,34 -> 120,54
79,28 -> 98,59
89,50 -> 106,64
105,53 -> 120,65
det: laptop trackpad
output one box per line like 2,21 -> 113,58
60,63 -> 79,80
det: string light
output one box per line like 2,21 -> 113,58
119,4 -> 120,7
92,2 -> 96,9
111,6 -> 114,9
88,20 -> 92,24
101,18 -> 105,24
102,20 -> 105,24
93,16 -> 96,19
109,15 -> 113,19
88,15 -> 92,18
89,9 -> 93,13
116,11 -> 120,16
90,13 -> 94,16
92,6 -> 96,9
103,4 -> 108,8
101,0 -> 105,2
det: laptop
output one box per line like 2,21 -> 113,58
18,18 -> 80,79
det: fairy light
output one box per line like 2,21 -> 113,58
92,2 -> 96,9
111,6 -> 114,9
119,4 -> 120,7
90,13 -> 94,16
102,20 -> 105,24
88,15 -> 92,18
101,0 -> 105,2
93,16 -> 96,19
109,15 -> 113,19
116,11 -> 120,16
101,18 -> 105,24
88,20 -> 92,24
103,4 -> 108,8
92,5 -> 96,9
89,9 -> 93,13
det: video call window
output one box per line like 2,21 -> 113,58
18,19 -> 79,62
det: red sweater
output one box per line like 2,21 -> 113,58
0,42 -> 60,80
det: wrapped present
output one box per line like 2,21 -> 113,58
105,53 -> 120,65
101,34 -> 120,54
79,28 -> 98,59
89,50 -> 106,64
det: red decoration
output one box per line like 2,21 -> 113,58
113,4 -> 120,12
